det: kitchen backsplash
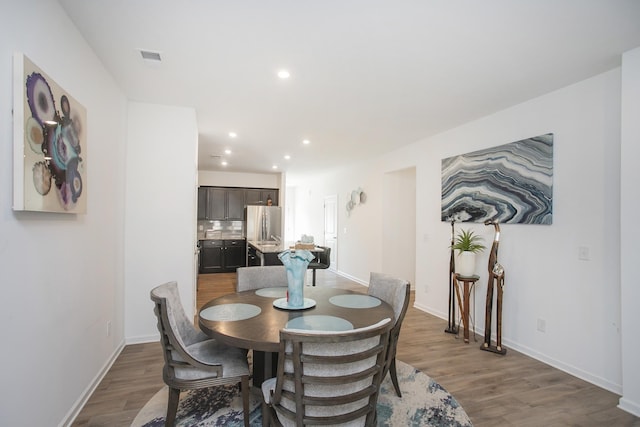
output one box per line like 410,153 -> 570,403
198,220 -> 245,240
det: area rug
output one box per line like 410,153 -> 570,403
131,360 -> 473,426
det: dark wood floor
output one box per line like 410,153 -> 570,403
72,270 -> 640,426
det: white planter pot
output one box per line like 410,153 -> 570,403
456,251 -> 476,277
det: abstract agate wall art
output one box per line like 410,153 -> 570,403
12,53 -> 87,214
441,133 -> 553,225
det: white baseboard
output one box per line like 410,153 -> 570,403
498,335 -> 622,395
618,397 -> 640,417
410,303 -> 624,398
413,300 -> 448,321
126,334 -> 159,345
334,269 -> 368,286
60,340 -> 125,427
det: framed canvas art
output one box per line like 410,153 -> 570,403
441,133 -> 553,225
13,53 -> 87,213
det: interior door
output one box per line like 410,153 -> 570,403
323,195 -> 338,269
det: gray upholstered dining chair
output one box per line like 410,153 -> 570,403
368,272 -> 411,398
261,318 -> 392,427
307,246 -> 331,286
150,282 -> 251,427
236,265 -> 288,292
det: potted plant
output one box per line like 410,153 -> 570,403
451,229 -> 486,277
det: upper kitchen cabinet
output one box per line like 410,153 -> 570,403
245,188 -> 279,206
208,188 -> 226,219
226,188 -> 245,219
198,187 -> 246,220
197,187 -> 208,219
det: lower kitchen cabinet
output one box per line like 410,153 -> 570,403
224,239 -> 245,269
200,240 -> 224,273
199,239 -> 246,273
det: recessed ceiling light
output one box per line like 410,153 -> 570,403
277,69 -> 290,79
284,154 -> 291,160
225,149 -> 232,155
221,161 -> 228,166
272,165 -> 278,169
302,139 -> 310,145
228,132 -> 237,138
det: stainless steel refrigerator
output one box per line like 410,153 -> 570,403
245,206 -> 282,242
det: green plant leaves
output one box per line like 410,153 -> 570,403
451,229 -> 486,254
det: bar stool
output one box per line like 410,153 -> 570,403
308,246 -> 331,286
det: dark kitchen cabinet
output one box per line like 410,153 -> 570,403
247,244 -> 260,266
197,187 -> 208,220
245,189 -> 262,205
205,188 -> 224,219
198,187 -> 246,220
226,189 -> 245,219
245,188 -> 279,206
224,239 -> 245,269
199,239 -> 246,273
199,240 -> 224,273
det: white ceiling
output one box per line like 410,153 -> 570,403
58,0 -> 640,175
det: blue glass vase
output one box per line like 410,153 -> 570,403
278,249 -> 315,307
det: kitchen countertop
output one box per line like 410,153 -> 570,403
198,233 -> 245,241
247,240 -> 287,253
248,240 -> 324,254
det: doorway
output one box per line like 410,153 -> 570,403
323,195 -> 338,270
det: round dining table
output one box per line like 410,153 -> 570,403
198,286 -> 394,386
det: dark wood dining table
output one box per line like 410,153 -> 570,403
198,286 -> 394,386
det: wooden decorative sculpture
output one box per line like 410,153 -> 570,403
445,218 -> 458,334
481,220 -> 507,355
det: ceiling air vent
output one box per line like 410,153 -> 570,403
139,49 -> 162,62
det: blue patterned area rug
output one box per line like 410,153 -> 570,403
131,360 -> 473,426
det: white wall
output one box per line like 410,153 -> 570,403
124,102 -> 198,343
198,170 -> 281,188
2,1 -> 637,422
620,47 -> 640,416
290,67 -> 635,407
382,167 -> 416,287
289,179 -> 319,245
290,159 -> 385,284
414,69 -> 623,394
0,1 -> 127,425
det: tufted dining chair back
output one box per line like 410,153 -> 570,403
150,281 -> 250,426
236,265 -> 288,292
368,272 -> 411,397
261,318 -> 392,426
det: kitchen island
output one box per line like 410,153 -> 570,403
247,240 -> 286,266
247,240 -> 323,266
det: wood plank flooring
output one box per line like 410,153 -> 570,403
72,270 -> 640,426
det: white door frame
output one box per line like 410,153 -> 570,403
323,195 -> 338,270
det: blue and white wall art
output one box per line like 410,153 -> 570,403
441,133 -> 553,225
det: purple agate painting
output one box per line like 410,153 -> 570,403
13,54 -> 87,213
441,134 -> 553,225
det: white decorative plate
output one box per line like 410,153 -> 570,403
273,297 -> 316,310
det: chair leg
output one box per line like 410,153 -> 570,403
241,376 -> 250,427
389,357 -> 402,397
312,269 -> 317,286
166,387 -> 180,426
261,400 -> 271,427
